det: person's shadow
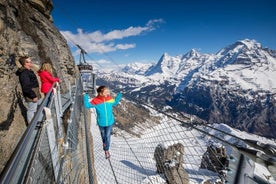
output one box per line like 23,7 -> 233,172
120,160 -> 156,175
0,87 -> 28,130
16,87 -> 28,126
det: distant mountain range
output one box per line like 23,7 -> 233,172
95,39 -> 276,138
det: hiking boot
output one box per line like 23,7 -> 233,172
105,151 -> 110,159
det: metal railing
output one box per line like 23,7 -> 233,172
57,76 -> 94,184
0,84 -> 57,184
0,71 -> 96,184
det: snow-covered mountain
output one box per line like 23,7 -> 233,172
96,39 -> 276,138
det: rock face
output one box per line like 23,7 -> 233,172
0,0 -> 77,172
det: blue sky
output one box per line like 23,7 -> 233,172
51,0 -> 276,67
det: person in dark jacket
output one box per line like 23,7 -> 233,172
16,56 -> 41,123
84,86 -> 122,159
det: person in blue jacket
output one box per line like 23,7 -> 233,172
84,86 -> 122,159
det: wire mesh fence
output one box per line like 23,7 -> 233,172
58,76 -> 92,184
89,93 -> 276,184
1,74 -> 275,184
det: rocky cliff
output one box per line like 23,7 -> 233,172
0,0 -> 77,172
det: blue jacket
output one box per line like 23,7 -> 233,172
84,93 -> 122,127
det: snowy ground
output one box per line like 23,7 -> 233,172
90,108 -> 167,184
89,109 -> 276,184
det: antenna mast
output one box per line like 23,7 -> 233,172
76,44 -> 87,64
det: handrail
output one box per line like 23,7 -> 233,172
0,84 -> 56,184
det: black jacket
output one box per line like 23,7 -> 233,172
16,67 -> 40,101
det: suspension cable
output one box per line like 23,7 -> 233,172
113,89 -> 240,149
121,135 -> 155,184
107,159 -> 119,184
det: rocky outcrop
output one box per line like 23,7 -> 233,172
200,145 -> 228,175
154,143 -> 189,184
0,0 -> 77,172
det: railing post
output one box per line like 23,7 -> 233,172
56,83 -> 63,116
68,81 -> 72,101
53,88 -> 63,141
44,107 -> 61,183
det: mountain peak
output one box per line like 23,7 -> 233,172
121,62 -> 154,75
216,39 -> 262,57
236,39 -> 261,50
160,52 -> 170,60
184,49 -> 200,58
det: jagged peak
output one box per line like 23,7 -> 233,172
236,39 -> 261,49
216,39 -> 262,56
162,52 -> 169,56
159,52 -> 170,60
183,49 -> 201,58
156,52 -> 171,65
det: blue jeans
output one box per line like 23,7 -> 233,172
99,125 -> 113,151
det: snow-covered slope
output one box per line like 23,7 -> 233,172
96,39 -> 276,138
90,105 -> 276,184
